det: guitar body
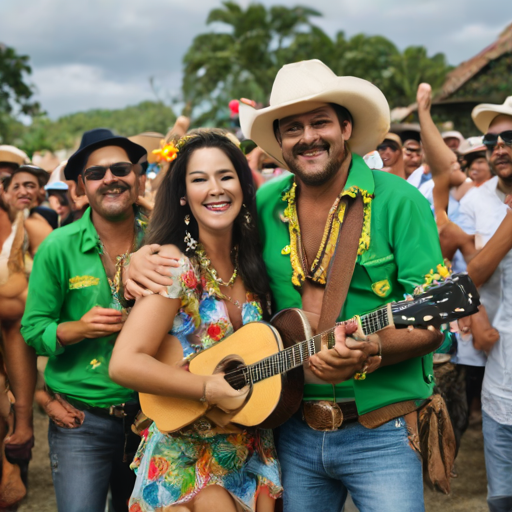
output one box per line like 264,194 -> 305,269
140,275 -> 480,433
140,322 -> 286,433
263,308 -> 310,428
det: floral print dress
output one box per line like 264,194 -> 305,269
129,256 -> 282,512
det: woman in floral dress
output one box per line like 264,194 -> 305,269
110,131 -> 282,512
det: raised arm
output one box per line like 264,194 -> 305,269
416,83 -> 460,225
467,208 -> 512,287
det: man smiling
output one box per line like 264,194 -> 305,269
458,97 -> 512,512
240,60 -> 444,512
21,129 -> 148,512
124,61 -> 446,511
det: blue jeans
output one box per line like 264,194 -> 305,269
48,410 -> 136,512
482,410 -> 512,512
277,414 -> 424,512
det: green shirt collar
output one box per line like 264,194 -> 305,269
78,207 -> 99,254
77,205 -> 149,254
344,154 -> 375,196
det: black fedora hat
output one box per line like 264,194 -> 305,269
64,128 -> 147,182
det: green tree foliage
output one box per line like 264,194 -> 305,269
0,43 -> 41,143
182,1 -> 452,126
182,1 -> 323,125
16,101 -> 176,155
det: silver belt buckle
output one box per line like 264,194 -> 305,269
109,404 -> 126,418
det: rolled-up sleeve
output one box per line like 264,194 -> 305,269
21,237 -> 66,357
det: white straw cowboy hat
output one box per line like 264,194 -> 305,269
472,96 -> 512,134
239,59 -> 390,165
0,145 -> 29,165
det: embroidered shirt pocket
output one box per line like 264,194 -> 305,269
362,254 -> 396,299
69,275 -> 100,290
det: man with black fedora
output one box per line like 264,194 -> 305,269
21,129 -> 148,512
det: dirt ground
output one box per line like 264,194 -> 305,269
16,408 -> 488,512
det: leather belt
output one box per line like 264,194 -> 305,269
301,400 -> 358,431
47,388 -> 139,419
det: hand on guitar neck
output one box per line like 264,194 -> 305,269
308,322 -> 382,384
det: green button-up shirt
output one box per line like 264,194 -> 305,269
257,154 -> 444,414
21,207 -> 136,407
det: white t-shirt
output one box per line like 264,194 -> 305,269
458,176 -> 512,424
407,166 -> 424,188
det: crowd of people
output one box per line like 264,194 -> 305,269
0,59 -> 511,512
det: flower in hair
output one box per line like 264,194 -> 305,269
152,141 -> 179,162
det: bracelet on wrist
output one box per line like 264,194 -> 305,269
199,381 -> 208,404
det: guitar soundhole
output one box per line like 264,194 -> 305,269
216,355 -> 248,391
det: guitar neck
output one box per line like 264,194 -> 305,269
358,304 -> 393,336
227,305 -> 392,388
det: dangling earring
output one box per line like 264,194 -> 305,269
184,214 -> 197,252
243,204 -> 252,226
180,197 -> 187,206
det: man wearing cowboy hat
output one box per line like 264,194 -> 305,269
240,60 -> 445,511
457,97 -> 512,512
21,129 -> 149,512
123,60 -> 445,510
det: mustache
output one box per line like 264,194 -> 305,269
292,142 -> 329,157
98,183 -> 130,195
494,156 -> 512,165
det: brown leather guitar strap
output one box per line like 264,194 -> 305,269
317,195 -> 364,334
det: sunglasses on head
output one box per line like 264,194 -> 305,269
83,162 -> 134,181
482,131 -> 512,152
377,142 -> 399,152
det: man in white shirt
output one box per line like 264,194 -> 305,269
458,96 -> 512,512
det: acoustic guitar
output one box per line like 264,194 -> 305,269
140,273 -> 479,432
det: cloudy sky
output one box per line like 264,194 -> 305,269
1,0 -> 510,119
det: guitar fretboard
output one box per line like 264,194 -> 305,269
225,306 -> 390,389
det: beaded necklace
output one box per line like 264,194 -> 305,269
281,181 -> 373,288
194,244 -> 242,308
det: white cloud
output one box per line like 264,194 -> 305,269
31,64 -> 180,117
1,0 -> 511,118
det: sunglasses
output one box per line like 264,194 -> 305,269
83,162 -> 134,181
377,142 -> 400,152
482,131 -> 512,152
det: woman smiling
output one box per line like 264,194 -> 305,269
109,130 -> 282,512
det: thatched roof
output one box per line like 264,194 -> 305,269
435,22 -> 512,101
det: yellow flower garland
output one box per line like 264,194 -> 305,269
281,182 -> 373,288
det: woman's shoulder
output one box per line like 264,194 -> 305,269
162,255 -> 200,299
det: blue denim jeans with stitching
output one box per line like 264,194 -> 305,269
277,413 -> 425,512
482,410 -> 512,512
48,410 -> 136,512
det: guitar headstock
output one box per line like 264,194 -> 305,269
391,273 -> 480,330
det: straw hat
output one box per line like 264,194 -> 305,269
382,132 -> 402,148
441,131 -> 464,144
0,145 -> 29,165
472,96 -> 512,134
129,132 -> 164,164
458,136 -> 485,156
239,59 -> 390,165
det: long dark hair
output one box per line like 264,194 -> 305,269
145,130 -> 272,316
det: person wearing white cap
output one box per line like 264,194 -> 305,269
456,97 -> 512,512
